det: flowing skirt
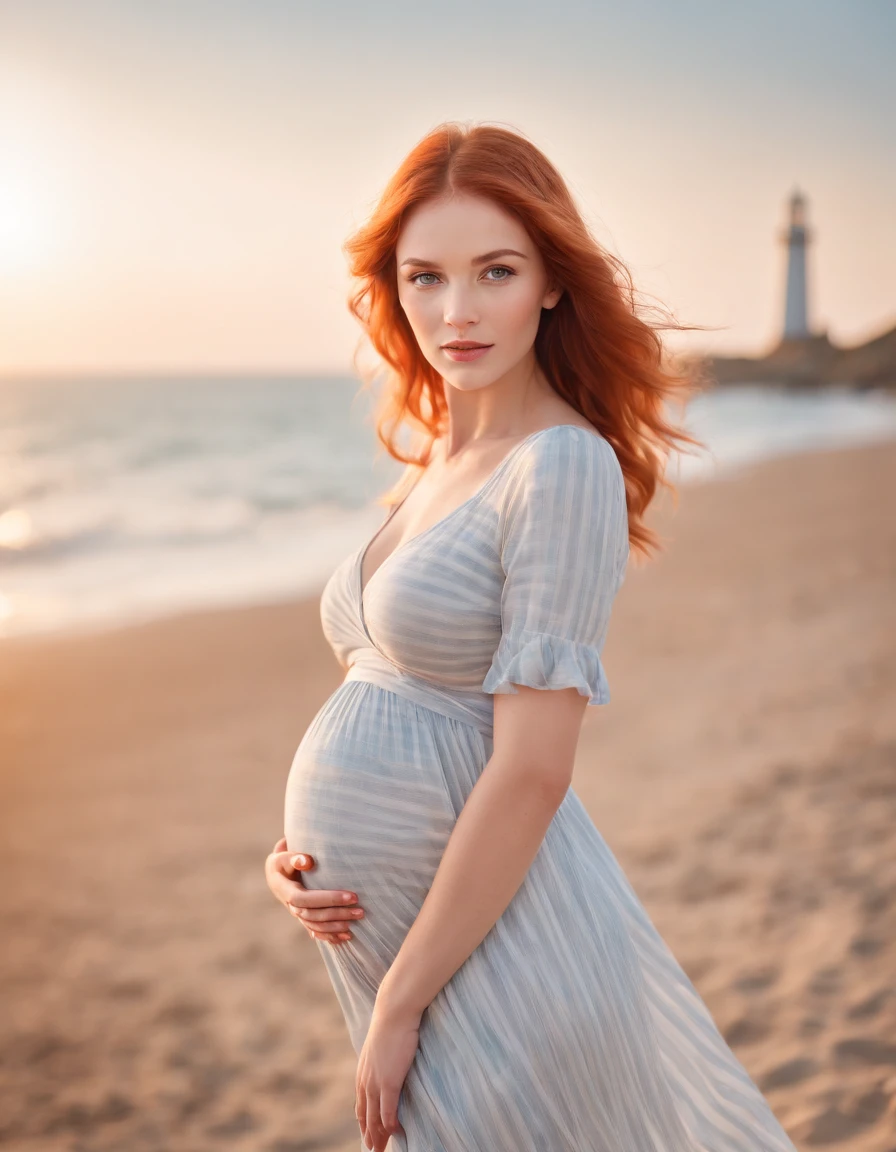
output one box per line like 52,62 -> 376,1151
284,679 -> 796,1152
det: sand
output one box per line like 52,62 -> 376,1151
1,438 -> 895,1151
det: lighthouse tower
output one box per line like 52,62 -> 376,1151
781,188 -> 813,340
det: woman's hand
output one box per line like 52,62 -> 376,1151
356,1003 -> 418,1151
265,837 -> 364,945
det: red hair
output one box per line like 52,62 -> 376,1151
342,120 -> 708,562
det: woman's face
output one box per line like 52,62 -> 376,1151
395,193 -> 562,391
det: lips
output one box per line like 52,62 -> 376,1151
442,343 -> 492,350
442,344 -> 492,362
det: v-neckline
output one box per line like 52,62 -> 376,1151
355,424 -> 593,618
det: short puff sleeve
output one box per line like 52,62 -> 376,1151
481,427 -> 629,706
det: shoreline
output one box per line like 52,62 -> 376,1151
2,427 -> 894,653
2,437 -> 895,1150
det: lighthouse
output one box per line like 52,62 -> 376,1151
781,188 -> 813,340
698,186 -> 895,389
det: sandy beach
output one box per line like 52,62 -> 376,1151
1,437 -> 895,1152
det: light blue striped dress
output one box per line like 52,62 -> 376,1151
284,424 -> 796,1151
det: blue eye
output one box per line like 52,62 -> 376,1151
407,265 -> 516,287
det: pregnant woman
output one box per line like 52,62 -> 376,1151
265,122 -> 798,1151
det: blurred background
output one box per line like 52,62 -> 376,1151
1,2 -> 894,1150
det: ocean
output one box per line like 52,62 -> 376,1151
2,373 -> 895,640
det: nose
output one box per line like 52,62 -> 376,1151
443,284 -> 479,332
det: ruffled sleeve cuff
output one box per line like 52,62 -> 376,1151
482,628 -> 611,706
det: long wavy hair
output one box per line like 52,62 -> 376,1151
343,120 -> 709,562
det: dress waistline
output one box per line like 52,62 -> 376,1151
343,649 -> 495,738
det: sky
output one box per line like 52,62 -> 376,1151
0,0 -> 894,376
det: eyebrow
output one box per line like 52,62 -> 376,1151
399,248 -> 529,268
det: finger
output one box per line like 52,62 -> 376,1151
293,910 -> 356,932
356,1079 -> 367,1145
289,910 -> 352,944
286,887 -> 360,910
297,907 -> 364,927
308,928 -> 353,944
274,850 -> 312,876
268,850 -> 313,878
295,922 -> 350,943
366,1086 -> 382,1152
272,836 -> 287,853
297,905 -> 364,924
381,1084 -> 404,1142
297,916 -> 357,933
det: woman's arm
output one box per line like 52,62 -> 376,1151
375,683 -> 588,1023
375,430 -> 628,1024
355,429 -> 628,1147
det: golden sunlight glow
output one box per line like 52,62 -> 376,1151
0,66 -> 66,278
0,509 -> 35,550
0,170 -> 54,272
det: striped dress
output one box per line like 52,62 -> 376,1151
284,424 -> 797,1151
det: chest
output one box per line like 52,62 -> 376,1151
321,494 -> 506,690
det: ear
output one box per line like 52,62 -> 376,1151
542,282 -> 564,310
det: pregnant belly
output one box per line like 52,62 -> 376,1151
283,682 -> 460,907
